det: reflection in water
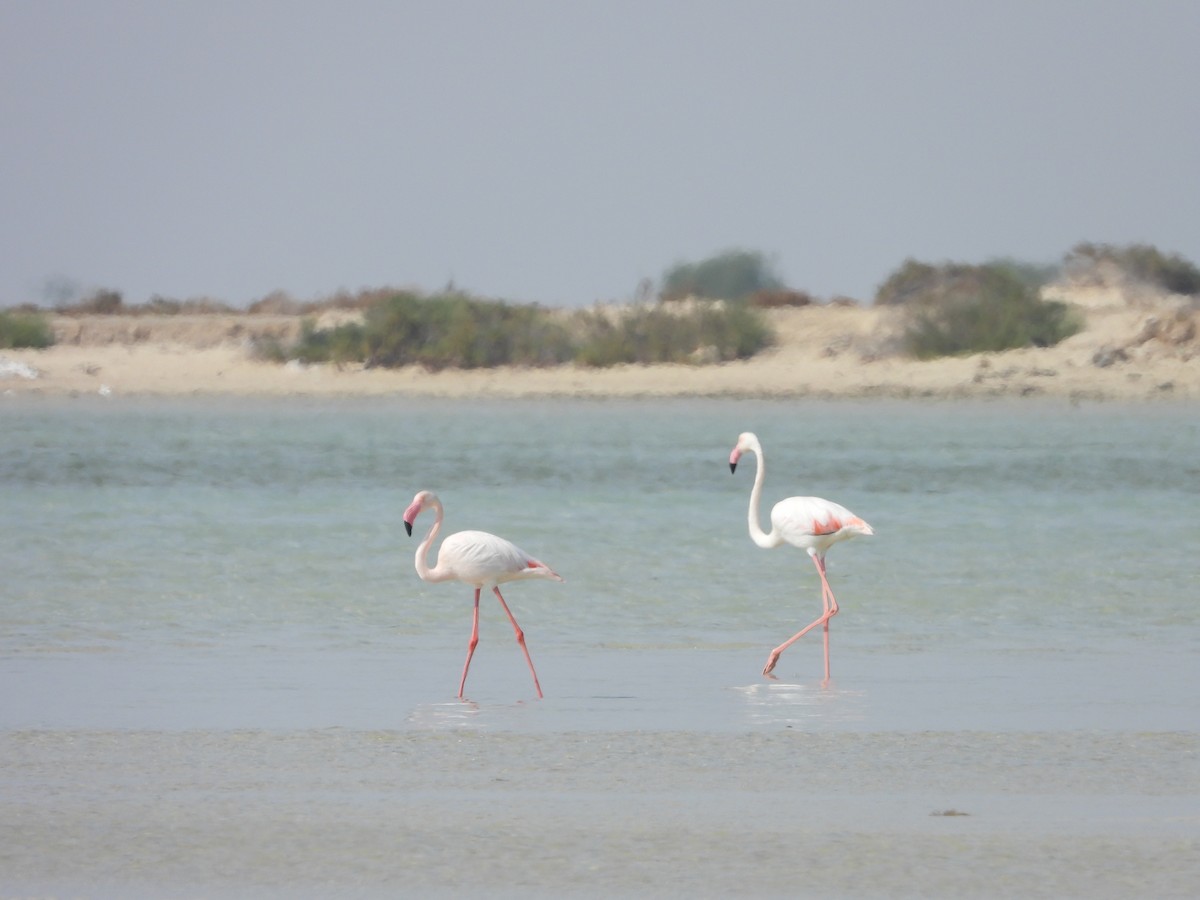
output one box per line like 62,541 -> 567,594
407,699 -> 484,730
734,681 -> 867,727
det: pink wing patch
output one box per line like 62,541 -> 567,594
811,515 -> 871,535
811,516 -> 843,535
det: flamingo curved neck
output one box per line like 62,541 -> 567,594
744,439 -> 781,549
414,499 -> 454,583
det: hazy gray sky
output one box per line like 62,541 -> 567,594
3,1 -> 1198,307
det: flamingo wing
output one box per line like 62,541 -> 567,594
772,496 -> 873,548
438,530 -> 562,585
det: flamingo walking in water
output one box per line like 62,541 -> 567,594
729,432 -> 873,681
403,490 -> 563,699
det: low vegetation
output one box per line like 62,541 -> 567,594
660,249 -> 785,302
0,309 -> 55,349
571,300 -> 773,366
256,248 -> 786,369
1064,242 -> 1200,296
22,241 -> 1193,369
53,288 -> 238,316
258,291 -> 774,370
876,260 -> 1081,359
875,242 -> 1199,360
359,292 -> 575,369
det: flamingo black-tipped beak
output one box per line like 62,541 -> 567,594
404,521 -> 413,537
729,461 -> 738,474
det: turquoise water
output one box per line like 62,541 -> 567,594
2,397 -> 1198,896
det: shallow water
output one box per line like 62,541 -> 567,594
1,396 -> 1198,896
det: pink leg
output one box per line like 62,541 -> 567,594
493,586 -> 544,699
817,555 -> 835,684
816,554 -> 839,619
762,554 -> 840,676
816,556 -> 835,681
822,618 -> 832,685
457,588 -> 481,699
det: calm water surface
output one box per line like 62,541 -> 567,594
2,396 -> 1198,897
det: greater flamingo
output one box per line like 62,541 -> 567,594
403,490 -> 562,699
729,432 -> 873,681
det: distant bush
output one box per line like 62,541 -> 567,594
879,261 -> 1082,359
58,288 -> 124,315
1065,242 -> 1200,295
361,293 -> 575,370
143,296 -> 184,315
983,257 -> 1061,291
248,286 -> 417,316
273,318 -> 369,366
137,295 -> 238,315
273,291 -> 773,370
876,257 -> 1059,306
573,301 -> 772,366
247,290 -> 305,315
661,249 -> 785,302
0,310 -> 55,349
874,259 -> 940,307
53,289 -> 236,316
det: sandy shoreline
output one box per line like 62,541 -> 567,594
3,292 -> 1198,401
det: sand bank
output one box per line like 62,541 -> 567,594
2,292 -> 1197,401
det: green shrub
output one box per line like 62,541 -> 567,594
878,258 -> 1059,306
278,291 -> 773,370
1065,242 -> 1200,295
661,249 -> 784,301
360,292 -> 575,370
885,262 -> 1082,359
874,259 -> 941,307
557,300 -> 772,367
283,318 -> 367,365
572,306 -> 694,366
695,301 -> 775,361
0,310 -> 55,349
983,257 -> 1061,291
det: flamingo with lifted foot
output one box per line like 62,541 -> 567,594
729,432 -> 873,682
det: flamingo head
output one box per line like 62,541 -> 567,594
729,431 -> 759,474
403,490 -> 440,537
